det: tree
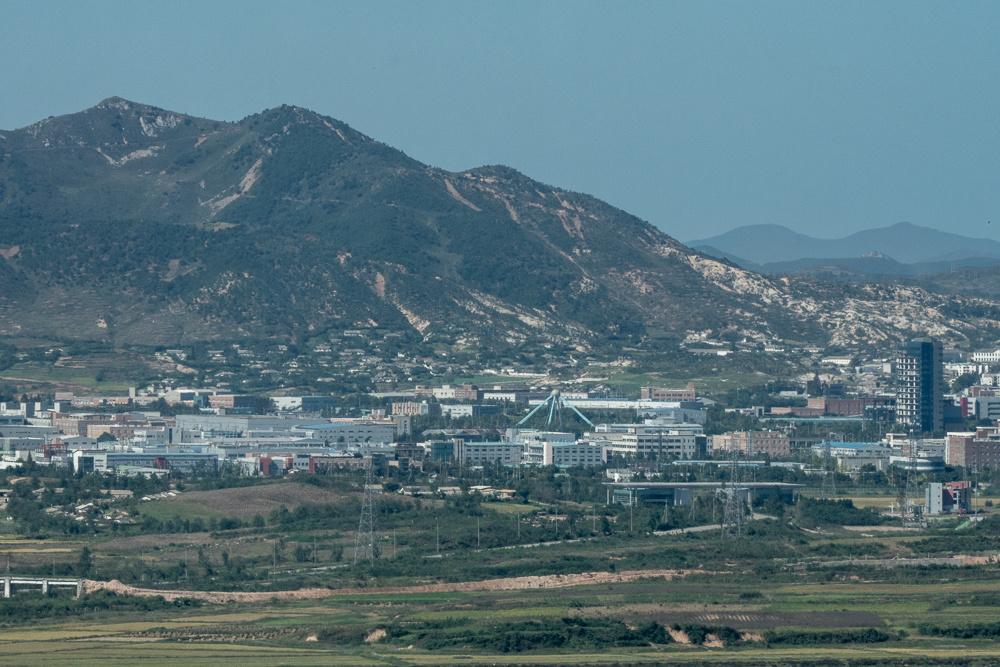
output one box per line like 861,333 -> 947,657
77,546 -> 92,577
952,373 -> 981,392
96,432 -> 117,443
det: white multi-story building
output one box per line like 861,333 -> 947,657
947,363 -> 990,376
972,350 -> 1000,364
588,423 -> 701,459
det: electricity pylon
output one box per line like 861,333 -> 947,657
354,458 -> 381,566
721,443 -> 745,539
903,432 -> 922,531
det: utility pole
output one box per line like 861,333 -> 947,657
436,520 -> 439,553
477,518 -> 480,548
974,465 -> 979,519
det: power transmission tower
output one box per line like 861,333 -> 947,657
354,458 -> 381,566
903,431 -> 922,531
820,440 -> 836,499
721,442 -> 745,539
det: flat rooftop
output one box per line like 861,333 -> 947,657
602,481 -> 806,489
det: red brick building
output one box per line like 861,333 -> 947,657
208,394 -> 256,409
947,428 -> 1000,468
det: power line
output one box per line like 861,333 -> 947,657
721,442 -> 745,539
903,431 -> 922,531
354,458 -> 382,566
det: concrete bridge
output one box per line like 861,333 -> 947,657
2,577 -> 82,598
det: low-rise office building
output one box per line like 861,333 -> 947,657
441,404 -> 502,419
271,396 -> 337,412
925,481 -> 971,514
453,440 -> 523,467
713,431 -> 790,457
590,423 -> 702,459
640,383 -> 696,401
391,402 -> 442,417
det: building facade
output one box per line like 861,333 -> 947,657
712,431 -> 790,457
640,383 -> 696,401
589,424 -> 701,459
946,428 -> 1000,468
391,402 -> 442,417
452,440 -> 523,466
896,338 -> 943,433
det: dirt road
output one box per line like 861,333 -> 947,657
84,568 -> 713,604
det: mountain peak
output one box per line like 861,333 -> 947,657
96,95 -> 135,106
1,99 -> 996,353
691,222 -> 1000,265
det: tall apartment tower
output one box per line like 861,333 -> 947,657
895,337 -> 943,433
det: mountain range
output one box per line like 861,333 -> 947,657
1,98 -> 999,352
688,223 -> 1000,273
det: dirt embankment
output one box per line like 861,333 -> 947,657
84,569 -> 713,604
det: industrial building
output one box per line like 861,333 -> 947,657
72,450 -> 218,474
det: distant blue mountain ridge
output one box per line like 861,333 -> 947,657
687,223 -> 1000,275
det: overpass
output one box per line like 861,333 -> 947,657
602,481 -> 805,505
2,577 -> 81,598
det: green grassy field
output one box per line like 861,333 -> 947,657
4,573 -> 1000,665
137,500 -> 227,523
7,471 -> 1000,665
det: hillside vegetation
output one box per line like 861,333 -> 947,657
1,98 -> 998,352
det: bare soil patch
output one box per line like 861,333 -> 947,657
165,483 -> 344,517
84,569 -> 716,604
634,610 -> 883,630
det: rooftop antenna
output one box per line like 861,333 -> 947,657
517,389 -> 595,428
354,458 -> 381,566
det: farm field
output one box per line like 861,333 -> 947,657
5,574 -> 1000,665
6,470 -> 1000,664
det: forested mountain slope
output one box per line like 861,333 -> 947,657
0,98 -> 995,351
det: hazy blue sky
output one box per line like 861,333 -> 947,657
2,1 -> 998,242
